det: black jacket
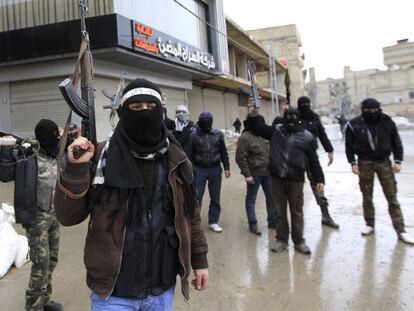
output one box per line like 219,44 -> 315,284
256,124 -> 324,183
188,127 -> 230,170
171,121 -> 195,157
299,112 -> 334,152
345,113 -> 403,164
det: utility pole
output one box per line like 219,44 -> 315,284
268,53 -> 280,118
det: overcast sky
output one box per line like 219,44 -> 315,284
223,0 -> 414,81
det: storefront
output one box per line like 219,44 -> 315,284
0,0 -> 228,137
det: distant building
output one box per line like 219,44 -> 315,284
247,25 -> 305,106
305,39 -> 414,117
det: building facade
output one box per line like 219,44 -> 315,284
247,24 -> 305,106
305,40 -> 414,117
0,0 -> 290,136
0,0 -> 230,138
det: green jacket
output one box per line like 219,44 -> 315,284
235,131 -> 269,177
37,149 -> 57,211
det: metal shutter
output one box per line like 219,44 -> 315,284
10,77 -> 69,137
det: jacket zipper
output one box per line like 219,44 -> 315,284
281,134 -> 294,177
105,198 -> 128,300
206,133 -> 210,156
168,158 -> 188,281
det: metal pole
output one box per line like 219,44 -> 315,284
269,53 -> 275,119
272,58 -> 280,116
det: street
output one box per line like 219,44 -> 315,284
1,128 -> 414,311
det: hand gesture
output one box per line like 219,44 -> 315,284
67,136 -> 95,163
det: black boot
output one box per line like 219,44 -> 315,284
321,206 -> 339,229
249,223 -> 262,235
44,301 -> 64,311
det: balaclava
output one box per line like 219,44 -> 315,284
361,98 -> 381,123
244,113 -> 265,135
175,105 -> 190,124
120,78 -> 164,147
283,108 -> 302,133
34,119 -> 60,157
198,112 -> 213,133
297,96 -> 314,119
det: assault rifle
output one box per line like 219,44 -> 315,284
239,60 -> 261,111
59,0 -> 96,159
102,71 -> 126,128
246,60 -> 261,109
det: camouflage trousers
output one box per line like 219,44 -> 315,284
358,159 -> 405,233
24,209 -> 60,311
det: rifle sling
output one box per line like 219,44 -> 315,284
71,37 -> 89,88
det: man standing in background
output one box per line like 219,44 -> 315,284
236,113 -> 276,235
297,96 -> 339,229
345,98 -> 414,244
25,119 -> 63,311
189,112 -> 230,233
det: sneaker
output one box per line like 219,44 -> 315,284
249,223 -> 262,235
322,215 -> 340,229
208,223 -> 223,233
361,225 -> 375,236
398,232 -> 414,245
270,241 -> 288,253
268,222 -> 276,229
44,301 -> 64,311
295,243 -> 311,255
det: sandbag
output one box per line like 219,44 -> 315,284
1,203 -> 16,224
0,222 -> 19,279
14,235 -> 30,268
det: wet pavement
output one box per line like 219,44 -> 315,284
1,128 -> 414,310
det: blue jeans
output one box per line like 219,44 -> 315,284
90,287 -> 175,311
194,166 -> 222,224
245,176 -> 276,225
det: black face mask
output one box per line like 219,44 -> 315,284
35,120 -> 60,158
298,103 -> 313,119
284,118 -> 301,133
244,115 -> 265,134
121,104 -> 163,146
198,119 -> 213,133
362,111 -> 379,123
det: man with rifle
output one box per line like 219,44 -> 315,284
55,3 -> 208,309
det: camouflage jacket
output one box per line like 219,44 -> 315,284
37,149 -> 57,211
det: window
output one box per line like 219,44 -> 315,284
114,0 -> 209,51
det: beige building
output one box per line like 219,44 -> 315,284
305,39 -> 414,116
247,24 -> 305,106
195,17 -> 289,126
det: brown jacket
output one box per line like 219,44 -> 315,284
235,131 -> 269,177
54,142 -> 208,300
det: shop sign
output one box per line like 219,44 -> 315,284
132,21 -> 216,71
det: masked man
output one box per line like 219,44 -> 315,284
189,112 -> 230,233
255,108 -> 325,255
54,78 -> 208,310
25,119 -> 63,311
345,98 -> 414,244
171,104 -> 194,156
236,113 -> 276,235
297,96 -> 339,229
